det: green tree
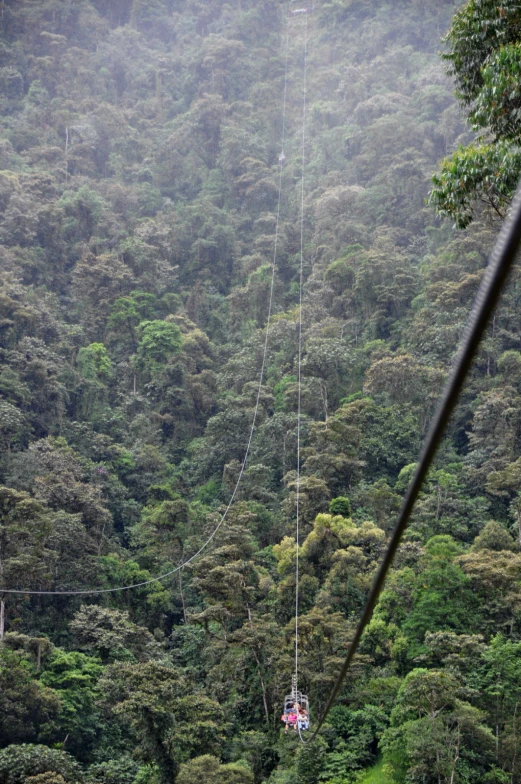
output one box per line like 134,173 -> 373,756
295,737 -> 327,784
458,548 -> 521,638
0,400 -> 26,451
131,494 -> 189,572
477,635 -> 521,775
137,320 -> 183,373
329,497 -> 351,518
76,342 -> 112,421
0,486 -> 57,638
85,756 -> 139,784
472,521 -> 516,552
382,668 -> 495,784
77,343 -> 112,382
70,605 -> 160,663
108,291 -> 158,351
8,439 -> 114,556
99,662 -> 225,784
0,648 -> 61,747
0,745 -> 82,784
177,755 -> 253,784
402,536 -> 479,648
38,649 -> 103,761
430,0 -> 521,226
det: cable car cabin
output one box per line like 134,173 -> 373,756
284,691 -> 308,713
289,8 -> 310,15
282,690 -> 310,732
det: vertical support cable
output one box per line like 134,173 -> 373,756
295,7 -> 309,702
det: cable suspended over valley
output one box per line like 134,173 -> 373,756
0,8 -> 294,598
5,3 -> 521,754
294,1 -> 309,745
306,179 -> 521,740
276,3 -> 521,745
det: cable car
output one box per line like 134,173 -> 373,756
282,675 -> 310,732
279,151 -> 286,165
289,7 -> 310,15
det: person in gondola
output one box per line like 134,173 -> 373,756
287,708 -> 298,732
298,707 -> 309,730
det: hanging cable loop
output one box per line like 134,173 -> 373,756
0,8 -> 293,599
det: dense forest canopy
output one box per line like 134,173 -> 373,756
1,0 -> 521,782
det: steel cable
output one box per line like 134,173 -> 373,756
307,178 -> 521,740
294,4 -> 309,740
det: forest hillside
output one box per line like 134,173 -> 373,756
1,1 -> 521,783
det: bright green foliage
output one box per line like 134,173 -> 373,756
85,755 -> 139,784
477,635 -> 521,742
443,0 -> 521,104
382,669 -> 494,783
401,536 -> 479,646
77,343 -> 112,381
177,755 -> 253,784
0,401 -> 26,450
431,0 -> 521,225
38,650 -> 103,759
137,320 -> 183,370
430,142 -> 521,228
0,648 -> 61,747
322,706 -> 388,778
132,766 -> 161,784
357,759 -> 391,784
108,292 -> 158,349
473,44 -> 521,139
329,497 -> 351,518
472,520 -> 515,551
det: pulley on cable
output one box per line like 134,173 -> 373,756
289,7 -> 311,16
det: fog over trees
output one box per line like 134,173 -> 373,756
1,1 -> 521,782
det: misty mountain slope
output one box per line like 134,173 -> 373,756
2,1 -> 521,783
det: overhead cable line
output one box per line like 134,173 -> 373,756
294,4 -> 309,745
307,179 -> 521,740
0,12 -> 293,598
